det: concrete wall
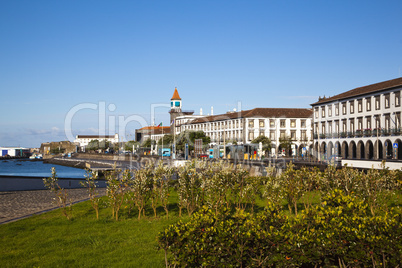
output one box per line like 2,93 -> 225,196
0,175 -> 106,191
342,159 -> 402,170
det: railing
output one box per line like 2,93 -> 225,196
314,127 -> 402,140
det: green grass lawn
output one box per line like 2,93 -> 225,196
1,189 -> 400,267
0,194 -> 187,268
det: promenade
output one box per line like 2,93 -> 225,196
0,188 -> 106,224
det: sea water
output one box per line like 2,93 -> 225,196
0,159 -> 85,178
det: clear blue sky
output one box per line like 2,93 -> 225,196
1,0 -> 402,147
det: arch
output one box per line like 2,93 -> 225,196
349,141 -> 357,159
365,140 -> 374,160
328,142 -> 334,157
320,142 -> 327,161
374,140 -> 383,160
298,143 -> 306,157
341,141 -> 348,159
384,139 -> 393,159
314,142 -> 319,160
334,141 -> 341,156
357,140 -> 365,160
396,139 -> 402,160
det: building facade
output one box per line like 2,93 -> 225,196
135,126 -> 170,143
311,78 -> 402,161
179,108 -> 313,155
74,134 -> 119,151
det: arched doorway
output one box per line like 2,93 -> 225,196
374,140 -> 383,160
341,141 -> 348,159
384,139 -> 393,159
335,141 -> 341,156
365,140 -> 374,159
328,142 -> 334,157
320,142 -> 327,161
314,142 -> 319,160
357,140 -> 365,160
395,139 -> 402,160
349,141 -> 357,159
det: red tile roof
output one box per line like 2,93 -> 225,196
187,108 -> 312,124
137,126 -> 171,135
171,87 -> 181,100
311,77 -> 402,105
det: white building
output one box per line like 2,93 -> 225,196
311,77 -> 402,166
0,147 -> 30,157
74,134 -> 119,151
179,108 -> 313,155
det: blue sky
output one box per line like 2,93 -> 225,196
1,0 -> 402,147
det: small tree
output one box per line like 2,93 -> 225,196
80,170 -> 101,219
125,140 -> 139,152
142,138 -> 156,148
43,167 -> 72,220
251,136 -> 272,155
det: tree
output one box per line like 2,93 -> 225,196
142,138 -> 156,148
175,131 -> 211,152
251,136 -> 272,154
157,134 -> 174,147
125,140 -> 139,152
279,136 -> 293,156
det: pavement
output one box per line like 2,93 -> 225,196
0,188 -> 106,224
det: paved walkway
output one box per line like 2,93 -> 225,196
0,188 -> 106,224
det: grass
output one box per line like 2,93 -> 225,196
0,192 -> 187,268
1,189 -> 400,267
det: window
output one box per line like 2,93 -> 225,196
350,102 -> 354,114
270,120 -> 275,127
375,116 -> 381,128
301,120 -> 306,128
385,114 -> 390,130
280,130 -> 286,139
335,104 -> 339,116
290,120 -> 296,128
315,108 -> 318,119
328,105 -> 332,117
335,120 -> 339,133
259,130 -> 264,136
248,120 -> 254,128
366,98 -> 371,111
375,96 -> 380,110
270,132 -> 275,140
350,119 -> 355,132
342,102 -> 347,115
385,94 -> 390,108
366,117 -> 371,129
301,130 -> 307,141
342,120 -> 347,132
248,132 -> 254,141
396,112 -> 401,128
321,107 -> 325,118
321,123 -> 326,134
358,99 -> 362,112
290,131 -> 296,140
280,119 -> 286,128
396,92 -> 401,107
259,120 -> 265,128
357,118 -> 363,130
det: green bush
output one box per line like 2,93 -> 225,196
158,190 -> 402,267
